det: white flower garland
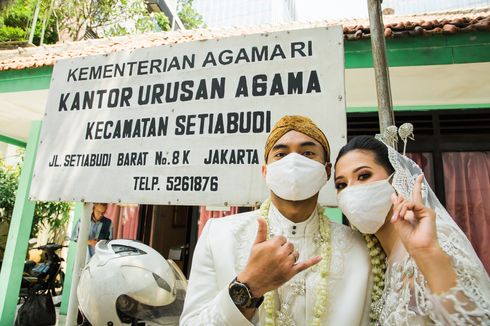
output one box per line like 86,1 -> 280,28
260,198 -> 332,326
364,234 -> 387,325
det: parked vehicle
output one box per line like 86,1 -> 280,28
19,243 -> 65,301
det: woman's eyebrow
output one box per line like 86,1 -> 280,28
334,175 -> 344,181
353,165 -> 372,173
335,166 -> 372,181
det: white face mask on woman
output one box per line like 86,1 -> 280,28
265,153 -> 329,201
337,175 -> 395,234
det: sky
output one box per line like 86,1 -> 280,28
295,0 -> 369,21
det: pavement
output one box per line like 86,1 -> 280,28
54,295 -> 67,325
56,310 -> 67,326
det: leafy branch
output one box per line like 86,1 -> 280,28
0,152 -> 72,245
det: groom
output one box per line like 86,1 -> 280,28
181,115 -> 371,325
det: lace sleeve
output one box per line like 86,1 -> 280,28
426,209 -> 490,325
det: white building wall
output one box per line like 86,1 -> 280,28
194,0 -> 295,28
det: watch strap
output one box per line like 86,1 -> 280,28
246,294 -> 264,309
229,277 -> 264,309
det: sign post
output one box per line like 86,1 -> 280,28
66,203 -> 92,326
367,0 -> 395,132
60,202 -> 84,315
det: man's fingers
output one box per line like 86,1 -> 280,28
292,255 -> 322,273
281,242 -> 294,255
287,250 -> 300,265
292,250 -> 300,262
254,217 -> 268,245
272,235 -> 288,246
412,174 -> 424,204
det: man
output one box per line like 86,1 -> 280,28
71,203 -> 113,258
181,116 -> 371,325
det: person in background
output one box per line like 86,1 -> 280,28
71,203 -> 113,258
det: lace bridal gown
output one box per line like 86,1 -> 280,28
372,143 -> 490,325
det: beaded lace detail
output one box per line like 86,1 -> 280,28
370,140 -> 490,325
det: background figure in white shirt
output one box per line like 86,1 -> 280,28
181,115 -> 372,326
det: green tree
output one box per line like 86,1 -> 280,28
178,0 -> 205,29
0,157 -> 21,224
55,0 -> 158,40
154,11 -> 170,31
54,0 -> 205,40
1,0 -> 205,44
0,155 -> 22,261
0,0 -> 13,9
0,0 -> 58,44
33,201 -> 72,243
0,152 -> 72,250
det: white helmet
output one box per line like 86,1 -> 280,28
77,239 -> 187,325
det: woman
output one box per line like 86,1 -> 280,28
334,135 -> 490,325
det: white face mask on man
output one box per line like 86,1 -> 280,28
337,175 -> 395,234
265,153 -> 329,201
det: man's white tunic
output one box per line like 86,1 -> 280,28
180,204 -> 372,325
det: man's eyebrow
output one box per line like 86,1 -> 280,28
271,143 -> 289,151
299,141 -> 320,148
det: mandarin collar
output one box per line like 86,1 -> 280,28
268,203 -> 319,238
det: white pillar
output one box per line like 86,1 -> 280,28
65,203 -> 92,325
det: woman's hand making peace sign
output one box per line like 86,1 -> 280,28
390,174 -> 456,293
390,174 -> 439,257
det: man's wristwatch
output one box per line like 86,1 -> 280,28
228,277 -> 264,309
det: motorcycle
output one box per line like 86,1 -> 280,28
19,243 -> 66,302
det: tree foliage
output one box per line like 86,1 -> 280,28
54,0 -> 158,40
154,12 -> 170,32
0,152 -> 72,243
33,201 -> 71,243
0,157 -> 20,223
0,0 -> 58,44
178,0 -> 205,30
0,0 -> 205,44
0,0 -> 12,9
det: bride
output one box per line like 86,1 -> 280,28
334,135 -> 490,325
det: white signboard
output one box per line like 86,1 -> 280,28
30,26 -> 347,206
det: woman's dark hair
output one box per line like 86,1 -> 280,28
335,136 -> 395,175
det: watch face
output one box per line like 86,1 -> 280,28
229,283 -> 250,306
